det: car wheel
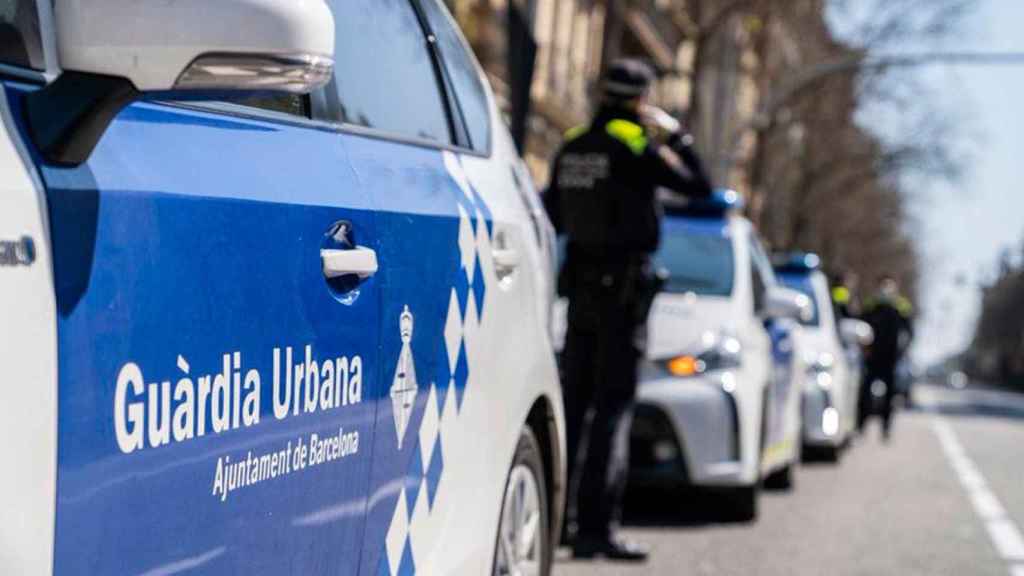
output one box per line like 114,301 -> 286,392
731,485 -> 759,522
493,427 -> 550,576
822,445 -> 841,463
802,443 -> 841,464
764,464 -> 794,491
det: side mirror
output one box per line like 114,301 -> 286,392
27,0 -> 336,165
839,318 -> 874,348
763,287 -> 812,323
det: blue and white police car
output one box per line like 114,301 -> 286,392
775,254 -> 872,461
630,191 -> 810,519
0,2 -> 565,574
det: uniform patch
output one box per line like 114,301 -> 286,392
605,119 -> 648,155
557,153 -> 610,189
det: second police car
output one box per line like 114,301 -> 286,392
0,1 -> 565,575
630,191 -> 811,520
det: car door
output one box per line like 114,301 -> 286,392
321,1 -> 559,573
415,1 -> 562,573
746,234 -> 777,455
764,317 -> 797,455
4,19 -> 383,573
313,1 -> 489,573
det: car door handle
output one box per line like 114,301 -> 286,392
492,248 -> 520,271
321,247 -> 378,279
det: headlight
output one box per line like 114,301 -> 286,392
806,353 -> 835,389
664,332 -> 742,377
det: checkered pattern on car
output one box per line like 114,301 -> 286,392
378,152 -> 492,576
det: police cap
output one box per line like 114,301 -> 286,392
603,58 -> 656,100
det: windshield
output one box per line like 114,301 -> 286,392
654,218 -> 734,296
778,272 -> 821,326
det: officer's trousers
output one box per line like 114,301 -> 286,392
562,279 -> 639,541
858,361 -> 897,434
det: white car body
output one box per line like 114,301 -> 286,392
777,267 -> 862,453
634,213 -> 806,494
0,2 -> 565,574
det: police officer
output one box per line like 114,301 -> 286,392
544,58 -> 711,561
857,276 -> 914,440
830,272 -> 858,319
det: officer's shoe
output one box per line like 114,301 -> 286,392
572,534 -> 650,562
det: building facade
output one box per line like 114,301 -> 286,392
443,0 -> 708,186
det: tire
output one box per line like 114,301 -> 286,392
821,445 -> 841,463
731,484 -> 759,522
802,442 -> 841,464
492,427 -> 551,576
764,464 -> 794,491
808,444 -> 841,463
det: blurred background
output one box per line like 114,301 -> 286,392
441,0 -> 1024,391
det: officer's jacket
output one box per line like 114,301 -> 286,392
544,106 -> 712,257
863,296 -> 914,364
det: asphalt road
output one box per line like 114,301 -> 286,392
555,382 -> 1024,576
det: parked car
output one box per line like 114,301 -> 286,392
0,1 -> 565,574
628,191 -> 810,520
775,254 -> 872,461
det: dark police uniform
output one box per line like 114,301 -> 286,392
858,294 -> 914,436
544,102 -> 711,551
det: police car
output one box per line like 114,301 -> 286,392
0,2 -> 565,575
630,191 -> 810,520
775,254 -> 872,461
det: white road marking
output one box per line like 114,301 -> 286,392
989,520 -> 1024,562
974,490 -> 1009,521
932,417 -> 1024,573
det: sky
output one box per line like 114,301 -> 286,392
837,0 -> 1024,365
911,0 -> 1024,365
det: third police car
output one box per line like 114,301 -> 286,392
0,1 -> 565,574
775,254 -> 873,461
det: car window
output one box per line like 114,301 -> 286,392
326,0 -> 452,144
0,0 -> 43,70
420,0 -> 492,153
654,218 -> 735,296
778,273 -> 821,326
748,236 -> 777,287
750,258 -> 766,314
749,238 -> 772,314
